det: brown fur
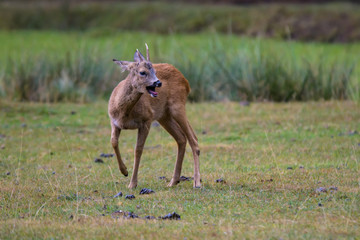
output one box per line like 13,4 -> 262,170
108,61 -> 200,189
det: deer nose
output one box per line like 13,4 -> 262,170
155,80 -> 162,87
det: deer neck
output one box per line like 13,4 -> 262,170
115,76 -> 143,118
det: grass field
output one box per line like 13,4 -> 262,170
0,101 -> 359,239
1,31 -> 359,102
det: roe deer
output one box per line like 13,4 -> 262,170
108,44 -> 200,188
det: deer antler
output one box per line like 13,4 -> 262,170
136,49 -> 143,62
145,43 -> 150,61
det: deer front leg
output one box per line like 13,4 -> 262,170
111,123 -> 128,177
128,124 -> 150,189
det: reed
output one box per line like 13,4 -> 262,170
0,31 -> 358,102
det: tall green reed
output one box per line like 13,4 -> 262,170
0,32 -> 358,103
1,49 -> 123,102
167,38 -> 358,102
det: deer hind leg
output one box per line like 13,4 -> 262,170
188,120 -> 198,141
159,117 -> 187,187
111,123 -> 128,177
128,124 -> 151,189
171,110 -> 201,188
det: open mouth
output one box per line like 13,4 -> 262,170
146,86 -> 158,97
146,80 -> 162,98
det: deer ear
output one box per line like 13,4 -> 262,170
134,49 -> 146,63
113,59 -> 132,72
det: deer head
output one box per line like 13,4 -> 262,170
113,44 -> 162,97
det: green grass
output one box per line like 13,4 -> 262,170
0,101 -> 359,239
0,31 -> 359,102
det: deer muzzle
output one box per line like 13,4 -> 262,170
154,80 -> 162,87
146,80 -> 162,97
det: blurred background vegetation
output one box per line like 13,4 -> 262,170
0,0 -> 359,102
1,1 -> 360,42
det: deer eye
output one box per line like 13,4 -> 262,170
139,71 -> 147,76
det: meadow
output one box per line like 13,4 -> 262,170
0,100 -> 359,239
0,4 -> 360,238
0,31 -> 359,103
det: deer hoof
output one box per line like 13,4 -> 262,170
120,168 -> 128,177
128,182 -> 137,189
193,179 -> 201,188
167,178 -> 180,187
